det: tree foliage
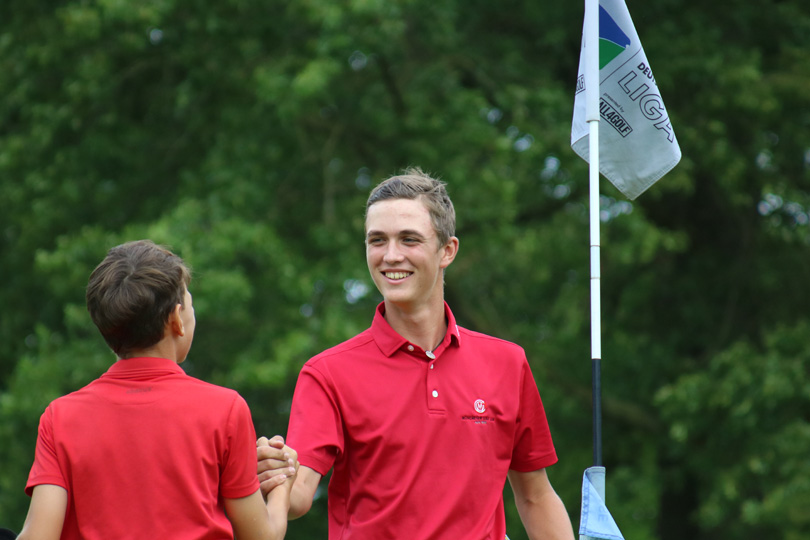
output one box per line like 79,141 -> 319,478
1,1 -> 809,538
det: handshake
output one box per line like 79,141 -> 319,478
256,435 -> 299,499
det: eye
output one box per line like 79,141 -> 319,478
367,237 -> 385,245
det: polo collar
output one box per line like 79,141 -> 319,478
371,302 -> 461,358
102,356 -> 185,379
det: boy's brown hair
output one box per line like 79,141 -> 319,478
366,167 -> 456,247
86,240 -> 191,358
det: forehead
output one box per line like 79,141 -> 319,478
365,198 -> 434,235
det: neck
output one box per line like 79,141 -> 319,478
120,340 -> 182,364
383,298 -> 447,352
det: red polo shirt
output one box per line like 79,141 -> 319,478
287,303 -> 558,540
26,357 -> 260,540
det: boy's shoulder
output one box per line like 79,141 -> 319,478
457,325 -> 525,352
48,365 -> 247,413
304,328 -> 375,368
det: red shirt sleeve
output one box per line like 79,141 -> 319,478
286,362 -> 344,476
219,395 -> 261,499
509,358 -> 558,472
26,406 -> 68,496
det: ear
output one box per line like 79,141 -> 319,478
439,236 -> 459,269
168,303 -> 185,337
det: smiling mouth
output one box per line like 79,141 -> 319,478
383,271 -> 411,280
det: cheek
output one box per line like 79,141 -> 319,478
366,246 -> 384,264
366,253 -> 379,277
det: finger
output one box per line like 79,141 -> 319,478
258,456 -> 297,475
258,464 -> 296,483
258,469 -> 284,483
267,436 -> 286,449
260,474 -> 288,497
256,436 -> 270,447
257,453 -> 296,474
257,444 -> 286,461
257,457 -> 283,474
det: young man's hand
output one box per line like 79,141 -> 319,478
257,435 -> 298,498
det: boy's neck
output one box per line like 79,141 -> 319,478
383,298 -> 447,353
120,339 -> 183,364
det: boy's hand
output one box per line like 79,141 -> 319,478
257,435 -> 298,497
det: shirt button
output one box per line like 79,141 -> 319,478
407,345 -> 414,351
432,390 -> 439,398
426,351 -> 436,360
429,364 -> 434,370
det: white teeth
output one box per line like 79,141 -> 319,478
384,272 -> 410,280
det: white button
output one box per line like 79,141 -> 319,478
429,364 -> 434,370
432,390 -> 438,398
407,345 -> 414,351
426,351 -> 435,360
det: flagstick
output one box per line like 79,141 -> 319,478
578,1 -> 677,536
579,2 -> 615,538
584,0 -> 603,469
580,2 -> 607,537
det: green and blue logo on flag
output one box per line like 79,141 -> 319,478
599,6 -> 630,68
571,0 -> 682,200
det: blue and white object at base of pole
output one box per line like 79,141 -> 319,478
579,467 -> 625,540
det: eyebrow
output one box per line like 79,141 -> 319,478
366,229 -> 429,239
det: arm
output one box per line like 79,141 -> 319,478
507,468 -> 575,540
17,484 -> 67,540
224,485 -> 290,540
286,465 -> 322,520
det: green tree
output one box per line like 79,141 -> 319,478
1,1 -> 809,539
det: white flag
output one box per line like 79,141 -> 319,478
571,0 -> 681,200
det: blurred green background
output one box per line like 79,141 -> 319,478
1,1 -> 809,538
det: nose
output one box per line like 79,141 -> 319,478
383,241 -> 404,263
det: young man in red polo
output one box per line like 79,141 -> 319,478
259,168 -> 575,539
19,240 -> 294,540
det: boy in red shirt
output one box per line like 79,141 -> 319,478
19,240 -> 294,540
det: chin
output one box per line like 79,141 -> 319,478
384,293 -> 420,308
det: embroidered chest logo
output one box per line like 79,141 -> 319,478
462,398 -> 495,425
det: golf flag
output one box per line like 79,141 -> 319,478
579,467 -> 625,540
571,0 -> 681,200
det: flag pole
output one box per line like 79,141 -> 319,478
584,0 -> 602,469
576,2 -> 680,536
580,3 -> 608,539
